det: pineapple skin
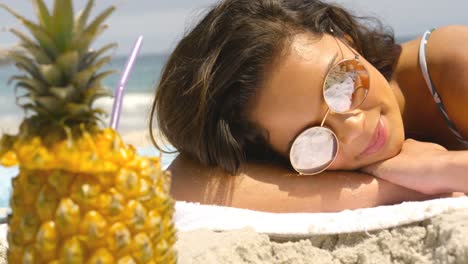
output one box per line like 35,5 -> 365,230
3,128 -> 177,263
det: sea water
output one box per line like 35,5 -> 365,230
0,54 -> 177,208
0,53 -> 169,134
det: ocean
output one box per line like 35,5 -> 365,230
0,53 -> 169,134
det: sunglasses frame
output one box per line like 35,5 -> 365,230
289,34 -> 370,175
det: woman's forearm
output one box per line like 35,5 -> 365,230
169,155 -> 456,213
361,140 -> 468,195
440,151 -> 468,193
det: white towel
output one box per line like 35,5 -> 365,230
1,196 -> 467,247
174,196 -> 468,237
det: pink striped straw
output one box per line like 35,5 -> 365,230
109,36 -> 144,130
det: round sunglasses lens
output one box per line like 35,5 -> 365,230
324,60 -> 369,113
290,127 -> 338,175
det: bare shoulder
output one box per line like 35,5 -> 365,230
167,154 -> 449,213
426,25 -> 468,78
426,25 -> 468,138
428,25 -> 468,59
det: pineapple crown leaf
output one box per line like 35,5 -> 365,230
51,0 -> 74,51
73,6 -> 116,53
9,75 -> 47,94
57,51 -> 79,79
32,0 -> 51,29
75,0 -> 95,34
2,0 -> 118,133
13,78 -> 43,97
50,85 -> 76,101
39,64 -> 63,86
73,55 -> 112,90
85,5 -> 116,34
9,28 -> 36,48
9,29 -> 53,64
35,95 -> 65,113
84,43 -> 118,68
8,51 -> 44,81
84,85 -> 113,106
88,70 -> 118,89
0,3 -> 59,57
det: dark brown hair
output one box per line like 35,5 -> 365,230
150,0 -> 400,174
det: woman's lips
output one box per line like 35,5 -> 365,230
360,115 -> 388,156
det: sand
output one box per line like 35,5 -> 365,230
121,129 -> 155,147
175,209 -> 468,264
0,200 -> 468,264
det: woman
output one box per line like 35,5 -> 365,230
150,0 -> 468,212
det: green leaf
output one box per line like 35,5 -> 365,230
8,51 -> 43,81
20,44 -> 52,64
87,70 -> 117,88
0,3 -> 32,24
0,3 -> 59,58
33,0 -> 51,29
14,78 -> 46,95
9,29 -> 51,63
80,43 -> 117,69
85,5 -> 115,36
83,86 -> 112,106
75,0 -> 94,34
50,85 -> 76,101
74,24 -> 109,54
73,6 -> 115,52
10,29 -> 36,47
20,103 -> 50,116
39,64 -> 63,86
52,0 -> 74,51
8,75 -> 47,94
73,56 -> 111,89
35,95 -> 65,113
65,103 -> 90,116
56,51 -> 79,79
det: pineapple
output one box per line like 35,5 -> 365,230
0,0 -> 177,263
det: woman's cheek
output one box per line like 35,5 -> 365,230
327,151 -> 347,170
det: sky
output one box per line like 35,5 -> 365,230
1,0 -> 468,55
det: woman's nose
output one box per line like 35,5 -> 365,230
327,110 -> 365,144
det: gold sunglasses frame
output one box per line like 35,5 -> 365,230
289,33 -> 370,175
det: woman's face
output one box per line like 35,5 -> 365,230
248,32 -> 405,171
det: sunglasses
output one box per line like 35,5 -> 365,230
289,33 -> 370,175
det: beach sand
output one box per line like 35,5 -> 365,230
121,129 -> 155,147
175,209 -> 468,264
2,208 -> 467,263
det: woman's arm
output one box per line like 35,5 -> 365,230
441,151 -> 468,192
168,154 -> 456,213
362,139 -> 468,195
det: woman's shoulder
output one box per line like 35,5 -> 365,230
426,25 -> 468,140
400,25 -> 468,62
426,25 -> 468,66
167,154 -> 446,213
393,25 -> 468,147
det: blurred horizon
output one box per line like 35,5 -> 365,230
0,1 -> 467,56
